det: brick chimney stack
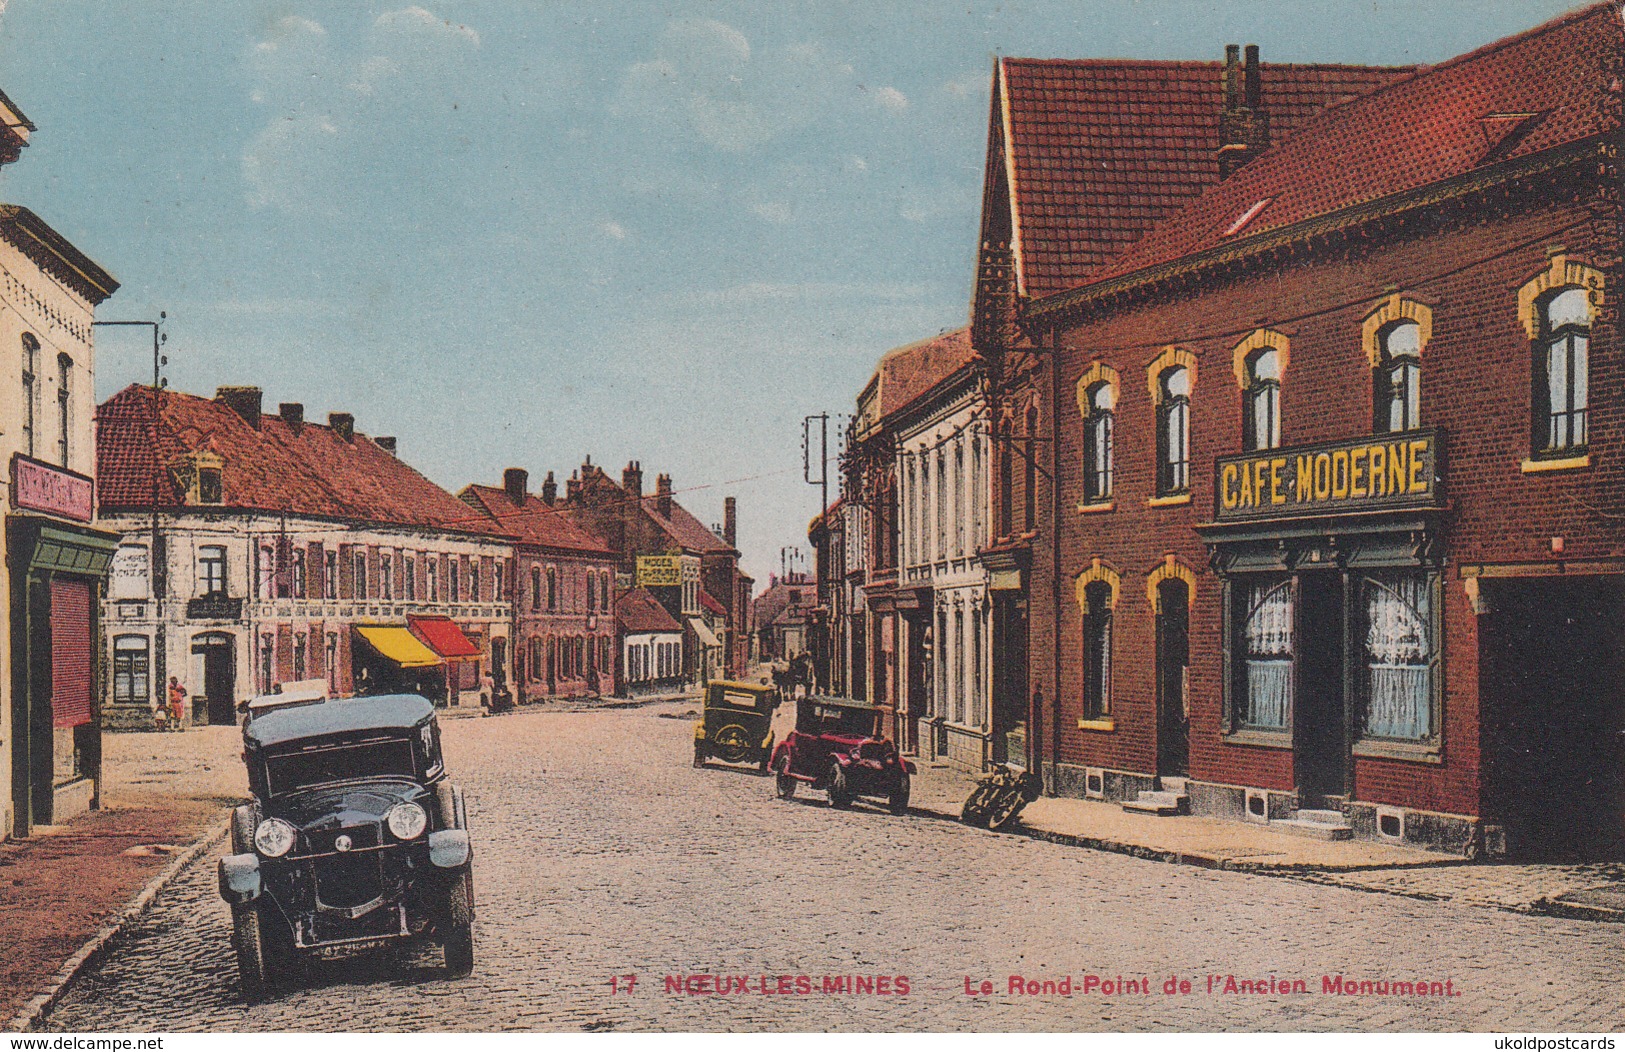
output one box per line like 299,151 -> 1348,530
329,412 -> 355,442
1218,43 -> 1269,179
724,496 -> 737,547
279,402 -> 304,433
622,461 -> 643,500
656,474 -> 673,519
542,470 -> 557,506
504,467 -> 528,505
216,386 -> 263,429
375,436 -> 397,455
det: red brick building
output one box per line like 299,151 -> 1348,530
973,5 -> 1623,856
460,469 -> 618,702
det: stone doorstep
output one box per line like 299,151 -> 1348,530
1122,790 -> 1189,816
1270,818 -> 1355,841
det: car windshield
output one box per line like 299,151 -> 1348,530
265,736 -> 416,795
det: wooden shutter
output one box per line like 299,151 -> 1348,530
50,578 -> 93,728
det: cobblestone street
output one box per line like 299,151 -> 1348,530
42,704 -> 1625,1032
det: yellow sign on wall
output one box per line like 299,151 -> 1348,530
1214,430 -> 1442,521
637,555 -> 682,586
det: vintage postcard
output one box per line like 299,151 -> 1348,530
0,0 -> 1622,1038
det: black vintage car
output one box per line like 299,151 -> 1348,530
693,680 -> 779,771
217,693 -> 474,999
768,695 -> 914,814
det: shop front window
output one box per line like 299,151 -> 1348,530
1240,578 -> 1292,729
1362,574 -> 1435,740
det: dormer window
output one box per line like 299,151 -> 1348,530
174,451 -> 226,505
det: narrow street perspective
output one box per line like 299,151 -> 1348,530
35,703 -> 1625,1032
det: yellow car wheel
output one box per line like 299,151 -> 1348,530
714,724 -> 752,764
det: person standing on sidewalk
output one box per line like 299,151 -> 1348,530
167,676 -> 187,731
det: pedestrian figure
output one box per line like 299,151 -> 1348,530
167,676 -> 187,731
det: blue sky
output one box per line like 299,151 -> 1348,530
0,0 -> 1584,585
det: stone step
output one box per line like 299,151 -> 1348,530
1122,790 -> 1188,816
1158,776 -> 1189,794
1271,817 -> 1354,841
1294,809 -> 1348,825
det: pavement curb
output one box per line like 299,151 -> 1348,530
6,813 -> 232,1033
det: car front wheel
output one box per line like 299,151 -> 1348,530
232,904 -> 271,1002
888,772 -> 911,816
774,758 -> 797,799
827,763 -> 852,809
442,868 -> 475,977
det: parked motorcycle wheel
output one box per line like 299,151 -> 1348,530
826,763 -> 853,808
986,792 -> 1025,831
960,787 -> 994,827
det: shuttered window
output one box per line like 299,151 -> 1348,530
51,578 -> 94,728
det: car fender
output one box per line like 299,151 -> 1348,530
429,828 -> 471,869
217,852 -> 261,904
769,741 -> 792,770
902,759 -> 917,775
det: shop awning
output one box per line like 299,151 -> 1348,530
354,626 -> 442,668
408,615 -> 481,661
689,617 -> 722,649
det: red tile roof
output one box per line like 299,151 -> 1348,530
96,385 -> 504,536
699,589 -> 728,617
998,58 -> 1412,297
1095,4 -> 1622,281
460,484 -> 614,555
877,328 -> 976,420
641,495 -> 732,555
616,587 -> 683,634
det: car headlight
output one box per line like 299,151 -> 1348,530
387,801 -> 428,840
695,723 -> 706,739
253,817 -> 298,858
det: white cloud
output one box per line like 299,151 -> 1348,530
942,72 -> 986,98
602,221 -> 629,240
375,6 -> 480,47
610,19 -> 878,152
875,86 -> 909,113
749,201 -> 793,224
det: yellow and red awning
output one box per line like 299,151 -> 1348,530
354,626 -> 442,668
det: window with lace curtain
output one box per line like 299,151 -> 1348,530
1361,573 -> 1437,740
1238,578 -> 1292,730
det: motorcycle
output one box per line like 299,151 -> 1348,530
961,764 -> 1044,830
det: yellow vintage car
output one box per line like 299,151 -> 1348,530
693,680 -> 780,772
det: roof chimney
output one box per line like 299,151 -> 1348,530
622,461 -> 643,500
329,412 -> 355,442
504,467 -> 528,506
375,436 -> 397,455
1219,43 -> 1269,179
216,386 -> 263,429
541,470 -> 558,506
724,496 -> 737,547
279,402 -> 304,433
656,474 -> 673,519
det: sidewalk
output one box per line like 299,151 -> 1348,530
0,726 -> 243,1024
908,762 -> 1625,918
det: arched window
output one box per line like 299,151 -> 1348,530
1374,321 -> 1422,434
546,566 -> 558,612
1244,348 -> 1281,451
1157,366 -> 1191,495
935,449 -> 947,561
1083,382 -> 1115,503
953,440 -> 965,557
1082,581 -> 1113,718
1536,287 -> 1590,454
970,434 -> 984,550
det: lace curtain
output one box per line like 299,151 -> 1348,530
1243,580 -> 1292,728
1365,575 -> 1431,739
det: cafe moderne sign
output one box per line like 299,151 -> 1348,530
1214,429 -> 1443,522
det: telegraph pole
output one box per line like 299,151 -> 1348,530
802,413 -> 828,520
93,315 -> 169,713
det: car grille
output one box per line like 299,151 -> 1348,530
313,852 -> 383,910
306,825 -> 381,855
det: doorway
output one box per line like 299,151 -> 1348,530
193,633 -> 237,725
992,594 -> 1029,767
1294,573 -> 1347,804
1482,576 -> 1625,859
1155,580 -> 1190,777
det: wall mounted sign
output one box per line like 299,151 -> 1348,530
636,554 -> 682,587
1213,429 -> 1443,522
12,454 -> 94,523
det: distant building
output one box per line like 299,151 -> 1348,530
616,586 -> 684,696
96,386 -> 514,726
460,469 -> 617,703
750,572 -> 817,665
0,86 -> 122,838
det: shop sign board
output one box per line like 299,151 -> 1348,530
1214,429 -> 1443,522
637,554 -> 682,587
12,454 -> 94,523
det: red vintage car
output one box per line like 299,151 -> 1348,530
769,695 -> 913,814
